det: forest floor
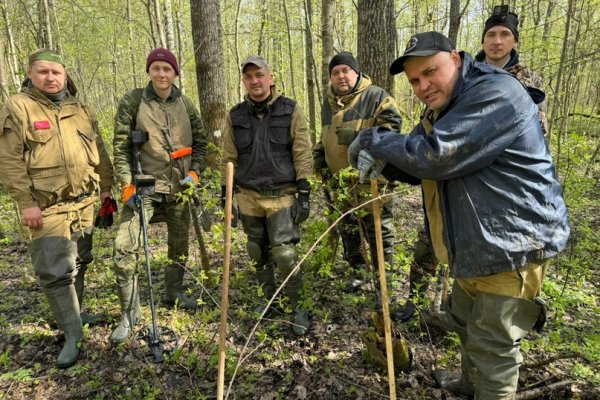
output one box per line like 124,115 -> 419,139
0,185 -> 598,400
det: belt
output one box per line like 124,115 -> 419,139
247,187 -> 295,197
71,194 -> 89,202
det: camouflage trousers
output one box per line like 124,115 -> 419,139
112,195 -> 190,284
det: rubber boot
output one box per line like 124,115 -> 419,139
340,217 -> 366,292
74,267 -> 106,325
254,260 -> 276,315
110,277 -> 141,344
164,265 -> 197,310
44,285 -> 84,369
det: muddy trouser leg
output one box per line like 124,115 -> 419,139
71,227 -> 105,324
267,207 -> 308,335
408,228 -> 437,300
163,199 -> 196,309
111,203 -> 148,343
31,237 -> 83,368
339,213 -> 366,267
466,290 -> 541,399
241,214 -> 274,316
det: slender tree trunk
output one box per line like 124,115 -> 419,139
541,2 -> 556,67
1,0 -> 21,90
144,0 -> 157,48
164,0 -> 175,50
304,0 -> 316,142
126,0 -> 138,88
549,0 -> 575,173
257,0 -> 267,56
234,0 -> 243,100
282,0 -> 297,100
447,0 -> 469,46
321,0 -> 335,92
357,0 -> 388,89
0,39 -> 9,100
176,1 -> 185,92
48,0 -> 61,53
39,0 -> 53,48
154,0 -> 166,48
190,0 -> 227,168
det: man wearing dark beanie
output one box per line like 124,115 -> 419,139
313,51 -> 405,300
475,5 -> 548,137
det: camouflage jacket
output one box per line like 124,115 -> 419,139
476,49 -> 548,136
113,82 -> 207,195
0,86 -> 114,211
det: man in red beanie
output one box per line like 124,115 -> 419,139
109,48 -> 207,344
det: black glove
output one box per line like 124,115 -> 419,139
221,186 -> 238,227
313,147 -> 327,170
291,179 -> 310,224
335,127 -> 357,146
94,197 -> 118,229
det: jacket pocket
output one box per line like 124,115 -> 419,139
269,118 -> 291,155
29,168 -> 69,209
232,121 -> 253,154
25,128 -> 63,169
77,129 -> 100,166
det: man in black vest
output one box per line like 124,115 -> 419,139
221,55 -> 314,336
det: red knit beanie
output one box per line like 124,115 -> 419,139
146,48 -> 179,75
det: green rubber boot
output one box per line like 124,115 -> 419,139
164,265 -> 197,309
110,278 -> 141,344
44,285 -> 83,369
74,267 -> 106,325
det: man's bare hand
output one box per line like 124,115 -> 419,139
22,207 -> 43,229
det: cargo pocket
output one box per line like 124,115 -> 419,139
30,169 -> 69,209
25,128 -> 63,168
269,118 -> 291,157
232,120 -> 253,158
77,129 -> 100,166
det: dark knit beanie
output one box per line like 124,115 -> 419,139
146,48 -> 179,75
329,52 -> 360,75
482,9 -> 519,43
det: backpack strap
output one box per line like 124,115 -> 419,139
128,88 -> 144,126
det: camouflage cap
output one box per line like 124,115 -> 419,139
241,55 -> 270,73
28,49 -> 65,67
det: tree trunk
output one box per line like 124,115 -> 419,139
164,0 -> 175,50
234,0 -> 243,100
48,0 -> 61,53
0,39 -> 9,100
385,0 -> 396,96
321,0 -> 335,92
257,0 -> 268,56
447,0 -> 461,45
176,0 -> 185,92
357,0 -> 388,90
0,0 -> 21,91
190,0 -> 227,168
126,0 -> 138,89
304,0 -> 316,142
39,0 -> 53,48
144,0 -> 157,48
282,0 -> 297,100
154,0 -> 166,48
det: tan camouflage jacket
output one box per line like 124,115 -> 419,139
0,86 -> 114,211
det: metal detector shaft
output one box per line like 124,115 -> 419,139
137,197 -> 164,363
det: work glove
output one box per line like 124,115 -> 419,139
180,170 -> 199,186
335,127 -> 357,146
220,186 -> 238,227
291,179 -> 310,224
313,147 -> 327,170
94,197 -> 118,229
357,149 -> 386,183
121,183 -> 140,208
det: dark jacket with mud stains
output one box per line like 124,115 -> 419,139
354,53 -> 569,278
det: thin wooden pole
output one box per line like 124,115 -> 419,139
371,179 -> 396,400
217,162 -> 234,400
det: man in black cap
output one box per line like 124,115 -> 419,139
348,31 -> 569,399
313,52 -> 407,298
476,5 -> 548,136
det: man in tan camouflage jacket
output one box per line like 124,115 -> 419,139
0,49 -> 114,369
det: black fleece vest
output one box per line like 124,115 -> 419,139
230,96 -> 296,191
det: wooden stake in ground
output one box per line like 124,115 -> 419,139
217,162 -> 234,400
370,179 -> 396,400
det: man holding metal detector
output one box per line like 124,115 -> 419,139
221,55 -> 313,336
111,48 -> 207,345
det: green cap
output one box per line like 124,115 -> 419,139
28,49 -> 65,67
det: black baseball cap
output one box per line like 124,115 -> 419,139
389,31 -> 456,75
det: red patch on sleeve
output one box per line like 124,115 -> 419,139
33,121 -> 51,130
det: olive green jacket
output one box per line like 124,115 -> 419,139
113,82 -> 207,194
0,87 -> 114,211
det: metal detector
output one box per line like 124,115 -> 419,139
130,130 -> 168,363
